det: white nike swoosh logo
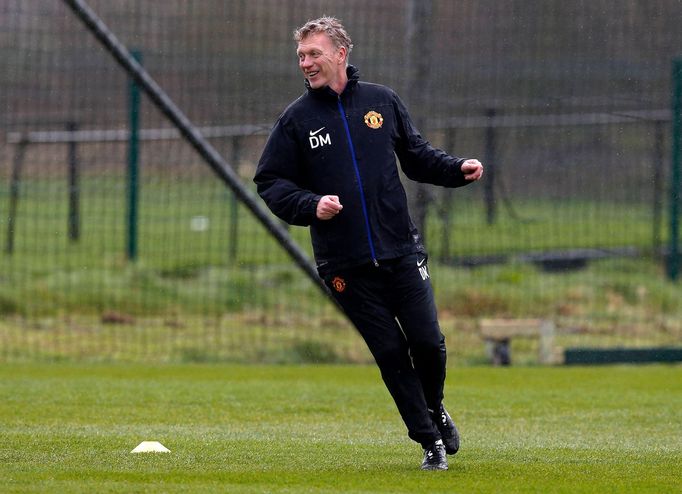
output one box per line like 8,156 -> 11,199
417,259 -> 426,267
309,127 -> 325,136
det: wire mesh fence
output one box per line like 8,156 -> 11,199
1,0 -> 681,364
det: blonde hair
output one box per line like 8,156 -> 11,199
293,16 -> 353,59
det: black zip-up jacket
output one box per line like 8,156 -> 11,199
255,66 -> 472,273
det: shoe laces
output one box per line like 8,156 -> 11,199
426,439 -> 444,455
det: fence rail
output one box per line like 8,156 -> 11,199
6,107 -> 672,146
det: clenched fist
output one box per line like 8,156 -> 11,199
316,195 -> 343,220
461,159 -> 484,181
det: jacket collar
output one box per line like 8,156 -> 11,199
305,65 -> 360,100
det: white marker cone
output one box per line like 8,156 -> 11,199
130,441 -> 171,453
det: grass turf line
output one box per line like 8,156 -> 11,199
0,364 -> 680,493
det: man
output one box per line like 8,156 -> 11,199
254,16 -> 483,471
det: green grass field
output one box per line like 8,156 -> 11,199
1,363 -> 680,493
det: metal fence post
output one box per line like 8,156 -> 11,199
439,127 -> 457,261
651,120 -> 664,256
67,121 -> 80,242
6,141 -> 27,255
126,49 -> 141,261
484,108 -> 497,225
668,59 -> 681,281
229,135 -> 241,262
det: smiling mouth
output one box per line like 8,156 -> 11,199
306,70 -> 319,78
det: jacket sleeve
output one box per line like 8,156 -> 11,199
392,91 -> 470,188
254,116 -> 321,226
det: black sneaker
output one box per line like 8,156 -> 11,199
433,405 -> 460,455
421,439 -> 448,471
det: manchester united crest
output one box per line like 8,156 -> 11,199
364,111 -> 383,129
331,276 -> 346,293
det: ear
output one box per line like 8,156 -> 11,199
337,46 -> 347,65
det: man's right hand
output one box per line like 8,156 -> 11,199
316,195 -> 343,220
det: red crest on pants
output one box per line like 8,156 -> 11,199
331,276 -> 346,293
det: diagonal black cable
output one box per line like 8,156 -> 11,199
60,0 -> 335,303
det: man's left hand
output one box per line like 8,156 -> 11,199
461,159 -> 483,181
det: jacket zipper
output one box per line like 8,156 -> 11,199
337,97 -> 379,267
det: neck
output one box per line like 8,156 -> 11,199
329,68 -> 349,95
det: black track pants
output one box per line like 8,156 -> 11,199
322,253 -> 446,447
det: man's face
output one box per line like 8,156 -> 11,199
296,32 -> 346,91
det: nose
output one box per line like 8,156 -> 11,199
299,55 -> 312,69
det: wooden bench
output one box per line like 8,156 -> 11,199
479,318 -> 555,365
